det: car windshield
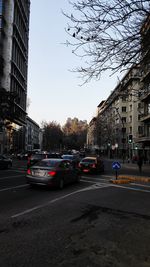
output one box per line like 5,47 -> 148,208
62,155 -> 74,160
31,154 -> 43,160
82,158 -> 96,163
35,159 -> 59,167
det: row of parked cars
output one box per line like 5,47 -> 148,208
26,152 -> 104,189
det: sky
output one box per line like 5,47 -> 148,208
27,0 -> 122,127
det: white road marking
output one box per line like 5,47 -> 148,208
0,184 -> 28,192
131,183 -> 150,188
110,183 -> 150,193
81,175 -> 113,180
0,174 -> 24,180
11,183 -> 111,218
0,177 -> 148,218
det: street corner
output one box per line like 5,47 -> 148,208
109,178 -> 130,184
118,175 -> 150,183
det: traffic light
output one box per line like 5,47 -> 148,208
128,134 -> 132,143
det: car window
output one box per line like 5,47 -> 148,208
82,158 -> 96,163
62,155 -> 73,160
60,161 -> 71,169
31,154 -> 44,160
37,160 -> 58,167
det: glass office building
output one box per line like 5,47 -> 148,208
0,0 -> 30,153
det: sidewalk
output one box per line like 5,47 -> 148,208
105,158 -> 150,184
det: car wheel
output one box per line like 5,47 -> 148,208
59,178 -> 64,189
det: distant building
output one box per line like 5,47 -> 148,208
0,0 -> 30,153
25,117 -> 40,152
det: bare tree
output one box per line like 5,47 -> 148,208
63,0 -> 150,82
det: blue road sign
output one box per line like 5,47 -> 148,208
112,161 -> 121,170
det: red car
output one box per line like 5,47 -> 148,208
78,156 -> 104,174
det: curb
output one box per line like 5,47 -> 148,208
118,175 -> 150,183
109,179 -> 130,184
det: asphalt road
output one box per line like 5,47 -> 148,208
0,159 -> 150,267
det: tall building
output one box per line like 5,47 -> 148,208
0,0 -> 30,153
138,14 -> 150,159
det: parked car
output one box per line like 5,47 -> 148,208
61,154 -> 80,167
26,158 -> 80,189
78,156 -> 104,174
27,152 -> 62,168
17,152 -> 28,160
0,154 -> 12,169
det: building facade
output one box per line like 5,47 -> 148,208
25,116 -> 40,152
0,0 -> 30,153
138,14 -> 150,160
87,66 -> 144,160
87,15 -> 150,161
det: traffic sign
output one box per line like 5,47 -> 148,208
112,161 -> 121,170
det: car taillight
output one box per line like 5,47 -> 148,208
78,163 -> 81,167
27,169 -> 31,175
48,171 -> 56,176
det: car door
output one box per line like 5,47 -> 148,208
62,160 -> 75,184
65,160 -> 78,183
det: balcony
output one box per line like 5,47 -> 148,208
140,91 -> 150,102
137,135 -> 150,144
140,113 -> 150,122
121,73 -> 141,89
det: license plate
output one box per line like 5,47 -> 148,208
83,169 -> 89,172
33,171 -> 46,177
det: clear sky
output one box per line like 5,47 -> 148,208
27,0 -> 122,127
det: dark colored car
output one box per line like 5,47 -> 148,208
0,154 -> 12,169
61,154 -> 80,167
26,158 -> 80,189
27,152 -> 62,168
17,152 -> 28,160
78,156 -> 104,174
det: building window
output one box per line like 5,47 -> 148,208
122,96 -> 127,102
138,114 -> 142,121
129,104 -> 132,112
122,107 -> 126,112
122,117 -> 126,123
0,1 -> 3,14
129,116 -> 132,123
148,103 -> 150,114
129,127 -> 132,134
122,127 -> 126,133
138,126 -> 143,135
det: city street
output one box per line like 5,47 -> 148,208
0,159 -> 150,266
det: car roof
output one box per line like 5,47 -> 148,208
82,157 -> 97,160
42,158 -> 64,162
62,154 -> 74,157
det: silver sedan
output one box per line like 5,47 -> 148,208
26,158 -> 80,189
